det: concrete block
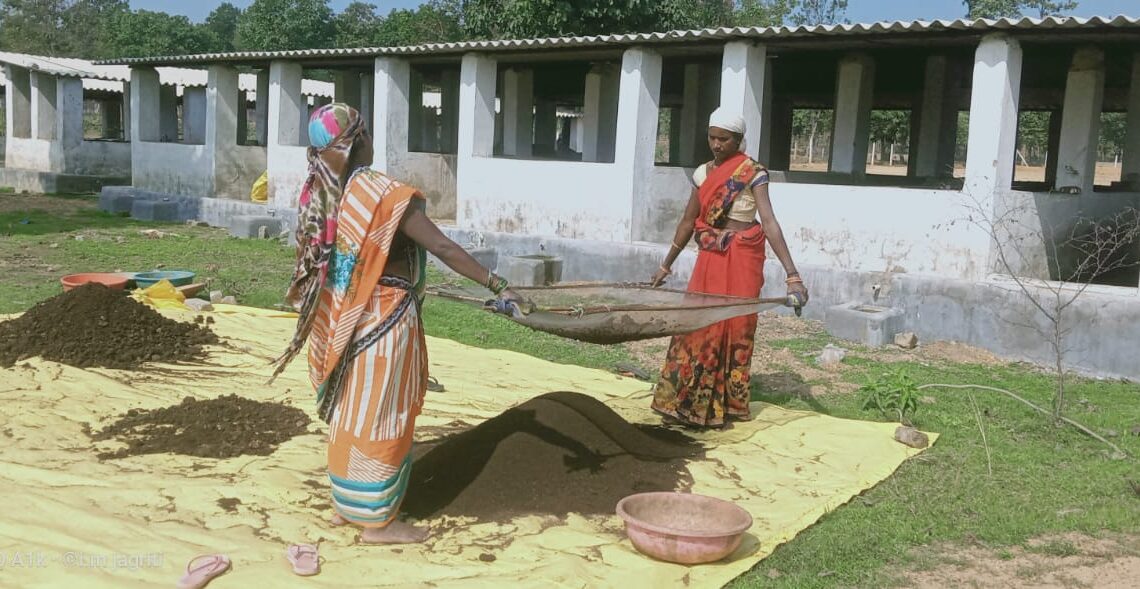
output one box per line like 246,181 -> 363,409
229,215 -> 284,239
513,254 -> 563,285
824,302 -> 905,348
500,256 -> 546,287
99,191 -> 135,214
466,247 -> 498,272
130,199 -> 180,222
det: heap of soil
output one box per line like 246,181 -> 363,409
0,283 -> 217,369
402,391 -> 705,521
91,395 -> 312,459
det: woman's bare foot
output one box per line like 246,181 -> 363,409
360,520 -> 429,545
330,513 -> 349,526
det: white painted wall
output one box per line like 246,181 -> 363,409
397,152 -> 457,219
459,159 -> 631,240
268,144 -> 307,208
771,184 -> 990,279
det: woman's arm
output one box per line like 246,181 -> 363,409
651,188 -> 701,287
399,205 -> 505,291
755,184 -> 808,301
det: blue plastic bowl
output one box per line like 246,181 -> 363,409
133,270 -> 196,289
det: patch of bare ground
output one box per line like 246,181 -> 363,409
902,533 -> 1140,589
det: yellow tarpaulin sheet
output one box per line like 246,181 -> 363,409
0,307 -> 936,588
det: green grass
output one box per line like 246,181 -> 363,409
733,359 -> 1140,588
4,194 -> 1138,587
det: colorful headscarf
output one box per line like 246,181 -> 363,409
272,103 -> 369,378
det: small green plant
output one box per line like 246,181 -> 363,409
860,369 -> 920,425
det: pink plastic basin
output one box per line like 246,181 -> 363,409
616,492 -> 753,565
60,272 -> 130,292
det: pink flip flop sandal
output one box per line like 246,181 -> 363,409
286,544 -> 320,576
176,554 -> 231,589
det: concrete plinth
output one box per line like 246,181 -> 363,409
99,187 -> 135,213
500,256 -> 546,287
0,169 -> 129,194
228,215 -> 284,238
131,199 -> 180,222
824,302 -> 905,348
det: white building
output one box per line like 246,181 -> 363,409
21,15 -> 1140,377
0,51 -> 335,193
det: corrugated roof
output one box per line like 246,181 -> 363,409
95,15 -> 1140,66
0,51 -> 334,98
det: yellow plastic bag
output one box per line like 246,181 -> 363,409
131,279 -> 187,310
250,170 -> 269,203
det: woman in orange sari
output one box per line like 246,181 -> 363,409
650,107 -> 808,428
272,103 -> 518,544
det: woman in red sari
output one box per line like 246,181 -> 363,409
649,108 -> 808,428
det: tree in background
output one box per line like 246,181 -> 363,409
235,0 -> 335,51
373,0 -> 465,46
788,0 -> 846,25
334,2 -> 382,47
963,0 -> 1078,19
0,0 -> 128,57
205,2 -> 242,52
103,9 -> 215,58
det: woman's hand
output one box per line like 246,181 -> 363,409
650,267 -> 671,288
786,281 -> 809,306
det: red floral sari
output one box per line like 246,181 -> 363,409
652,152 -> 766,427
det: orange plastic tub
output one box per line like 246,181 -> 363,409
60,273 -> 130,292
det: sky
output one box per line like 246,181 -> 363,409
129,0 -> 1138,25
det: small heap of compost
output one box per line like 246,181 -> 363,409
91,395 -> 312,459
0,283 -> 217,369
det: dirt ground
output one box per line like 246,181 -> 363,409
0,192 -> 98,214
903,533 -> 1140,589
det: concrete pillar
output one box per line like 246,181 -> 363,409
254,70 -> 270,145
156,85 -> 178,142
534,100 -> 557,154
457,53 -> 497,161
720,41 -> 770,161
583,63 -> 620,163
829,54 -> 875,174
440,68 -> 460,154
121,82 -> 131,143
236,91 -> 251,145
183,87 -> 207,144
1055,47 -> 1106,193
334,71 -> 363,110
268,61 -> 303,147
30,72 -> 57,140
678,64 -> 700,165
130,68 -> 161,143
5,66 -> 32,139
1045,109 -> 1063,185
373,57 -> 411,172
965,34 -> 1023,198
207,65 -> 240,147
501,68 -> 534,157
693,64 -> 721,163
359,72 -> 375,135
1119,53 -> 1140,185
615,47 -> 663,242
55,77 -> 84,156
913,55 -> 961,178
407,68 -> 425,152
768,96 -> 793,170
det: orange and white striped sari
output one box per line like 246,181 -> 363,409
307,168 -> 427,528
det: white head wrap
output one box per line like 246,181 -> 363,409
708,107 -> 746,135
